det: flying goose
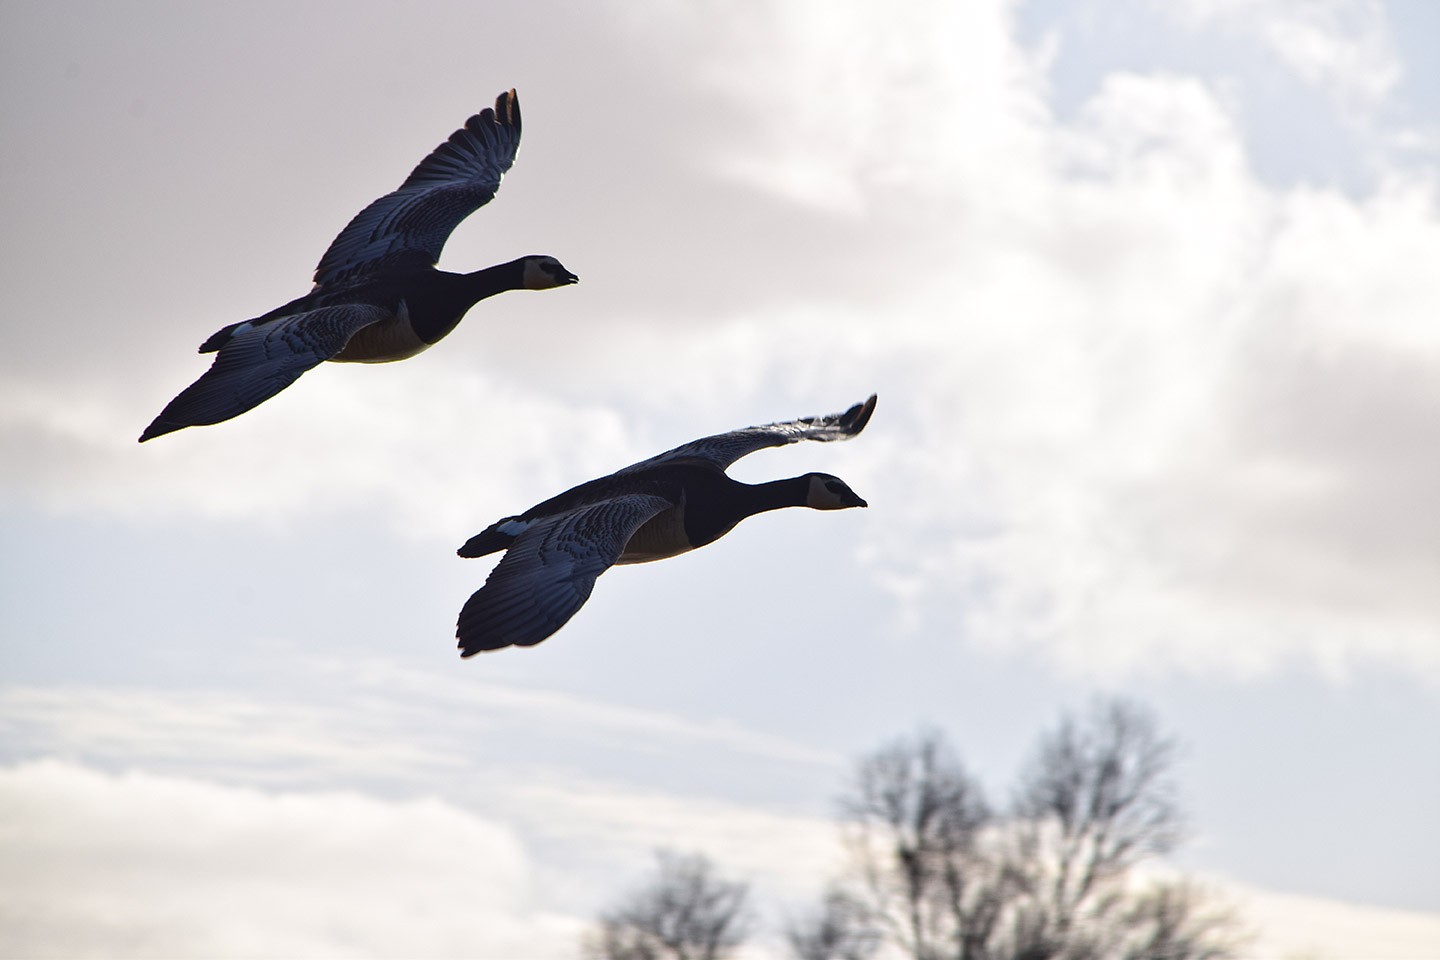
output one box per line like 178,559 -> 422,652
455,394 -> 877,655
140,90 -> 577,442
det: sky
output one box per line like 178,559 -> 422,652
1,0 -> 1437,957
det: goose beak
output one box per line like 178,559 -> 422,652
849,492 -> 868,508
559,268 -> 579,284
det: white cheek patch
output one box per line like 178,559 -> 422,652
808,476 -> 833,508
521,258 -> 565,289
807,475 -> 851,509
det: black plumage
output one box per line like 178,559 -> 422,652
455,395 -> 877,655
141,90 -> 577,442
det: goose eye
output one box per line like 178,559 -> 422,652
825,481 -> 844,494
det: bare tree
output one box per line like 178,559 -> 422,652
786,886 -> 882,960
1112,880 -> 1243,960
1004,699 -> 1184,959
839,727 -> 1015,960
826,700 -> 1241,960
584,850 -> 752,960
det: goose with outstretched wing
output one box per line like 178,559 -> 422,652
141,90 -> 577,442
455,395 -> 877,655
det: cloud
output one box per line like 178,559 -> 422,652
1227,875 -> 1440,960
493,777 -> 843,905
0,680 -> 847,940
0,676 -> 847,898
652,0 -> 1051,214
0,671 -> 841,795
3,0 -> 1437,687
0,684 -> 460,789
0,367 -> 639,541
0,759 -> 584,959
845,69 -> 1440,681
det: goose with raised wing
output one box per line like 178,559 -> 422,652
455,395 -> 876,655
140,90 -> 577,442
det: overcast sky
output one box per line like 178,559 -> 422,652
2,1 -> 1438,957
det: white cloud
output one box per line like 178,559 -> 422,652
495,776 -> 843,904
667,0 -> 1050,214
0,365 -> 639,541
3,0 -> 1437,688
0,760 -> 584,959
1229,876 -> 1440,960
0,680 -> 848,939
0,677 -> 847,907
844,69 -> 1440,681
0,684 -> 460,788
0,671 -> 841,793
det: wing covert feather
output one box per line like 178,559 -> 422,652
312,90 -> 522,287
456,494 -> 673,654
138,304 -> 389,441
615,394 -> 877,475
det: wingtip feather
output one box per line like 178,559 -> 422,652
846,393 -> 878,435
138,418 -> 179,443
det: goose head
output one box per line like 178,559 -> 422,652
521,255 -> 580,289
804,473 -> 868,510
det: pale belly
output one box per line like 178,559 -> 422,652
328,311 -> 432,363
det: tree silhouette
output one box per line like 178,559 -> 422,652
581,702 -> 1240,960
786,885 -> 882,960
584,851 -> 752,960
821,700 -> 1241,960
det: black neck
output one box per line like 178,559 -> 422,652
451,258 -> 528,304
735,475 -> 812,517
682,475 -> 812,549
410,259 -> 527,343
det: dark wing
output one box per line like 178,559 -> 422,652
312,90 -> 522,287
615,394 -> 877,475
456,494 -> 673,655
138,304 -> 390,441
